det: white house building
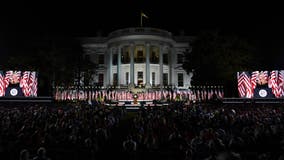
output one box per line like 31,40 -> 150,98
81,27 -> 193,90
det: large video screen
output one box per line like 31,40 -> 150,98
237,70 -> 284,98
0,71 -> 38,97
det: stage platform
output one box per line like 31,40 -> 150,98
104,99 -> 170,110
222,98 -> 284,104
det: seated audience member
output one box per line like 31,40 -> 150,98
19,149 -> 31,160
33,147 -> 51,160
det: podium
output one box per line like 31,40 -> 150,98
5,85 -> 24,97
253,85 -> 275,98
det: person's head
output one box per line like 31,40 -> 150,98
257,72 -> 268,85
10,71 -> 20,84
19,149 -> 30,160
37,147 -> 46,158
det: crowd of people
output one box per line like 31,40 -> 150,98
122,103 -> 284,160
0,101 -> 284,160
0,102 -> 125,160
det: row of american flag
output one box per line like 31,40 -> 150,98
237,70 -> 284,98
0,71 -> 38,97
54,86 -> 224,101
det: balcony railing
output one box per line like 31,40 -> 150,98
108,27 -> 172,39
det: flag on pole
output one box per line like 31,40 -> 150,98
140,11 -> 149,27
141,12 -> 148,18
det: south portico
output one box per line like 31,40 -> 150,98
81,27 -> 193,90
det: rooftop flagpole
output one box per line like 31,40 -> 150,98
140,11 -> 148,27
140,11 -> 143,27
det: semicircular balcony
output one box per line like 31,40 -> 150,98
108,27 -> 172,39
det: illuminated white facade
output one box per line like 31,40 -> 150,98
81,27 -> 193,89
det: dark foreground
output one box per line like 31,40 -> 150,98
1,102 -> 284,160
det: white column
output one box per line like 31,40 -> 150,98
159,45 -> 163,89
109,48 -> 113,86
104,51 -> 109,88
145,43 -> 151,88
170,48 -> 175,87
117,46 -> 121,87
169,48 -> 173,86
130,43 -> 135,87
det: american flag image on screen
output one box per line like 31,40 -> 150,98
0,70 -> 38,97
237,70 -> 284,98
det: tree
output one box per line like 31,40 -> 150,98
183,30 -> 258,96
4,35 -> 96,96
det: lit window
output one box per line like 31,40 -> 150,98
137,72 -> 143,85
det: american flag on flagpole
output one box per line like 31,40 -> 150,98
4,71 -> 13,88
237,71 -> 252,98
270,70 -> 279,97
20,71 -> 31,97
237,72 -> 246,97
279,70 -> 284,97
28,72 -> 37,97
250,71 -> 258,89
33,74 -> 38,97
0,71 -> 6,96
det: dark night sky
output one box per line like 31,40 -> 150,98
0,1 -> 284,68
